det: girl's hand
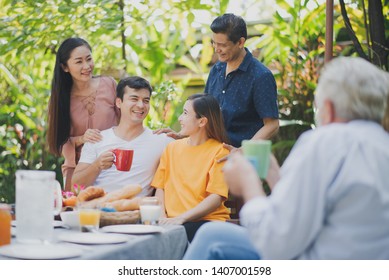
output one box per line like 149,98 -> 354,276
158,217 -> 186,225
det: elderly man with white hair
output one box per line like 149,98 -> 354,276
184,57 -> 389,260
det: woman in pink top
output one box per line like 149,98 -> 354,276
47,38 -> 119,191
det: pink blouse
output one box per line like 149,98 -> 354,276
61,76 -> 119,190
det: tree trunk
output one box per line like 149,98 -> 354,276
339,0 -> 369,60
118,0 -> 127,72
368,0 -> 389,70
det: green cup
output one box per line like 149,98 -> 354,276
241,140 -> 272,179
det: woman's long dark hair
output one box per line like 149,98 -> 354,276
188,94 -> 230,144
47,38 -> 92,156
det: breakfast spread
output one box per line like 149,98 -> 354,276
60,184 -> 142,226
77,185 -> 142,209
102,197 -> 141,212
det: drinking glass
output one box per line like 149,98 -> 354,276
0,204 -> 11,246
78,207 -> 101,232
139,197 -> 161,225
241,140 -> 272,179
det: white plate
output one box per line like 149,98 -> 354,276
101,224 -> 164,234
0,244 -> 83,260
11,220 -> 65,228
58,232 -> 129,245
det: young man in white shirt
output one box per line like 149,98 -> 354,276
72,76 -> 172,196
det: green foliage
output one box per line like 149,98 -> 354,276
146,80 -> 183,130
250,0 -> 328,163
335,0 -> 389,70
0,0 -> 225,202
1,0 -> 385,203
253,0 -> 388,163
0,62 -> 63,203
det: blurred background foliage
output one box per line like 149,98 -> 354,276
1,0 -> 388,202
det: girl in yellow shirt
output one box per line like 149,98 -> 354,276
151,94 -> 230,242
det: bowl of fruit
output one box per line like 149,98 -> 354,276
62,184 -> 85,208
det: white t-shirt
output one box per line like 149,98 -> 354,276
79,127 -> 173,196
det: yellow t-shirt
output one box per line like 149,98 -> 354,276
151,138 -> 230,221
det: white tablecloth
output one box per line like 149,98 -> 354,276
2,225 -> 188,260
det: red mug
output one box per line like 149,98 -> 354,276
112,149 -> 134,171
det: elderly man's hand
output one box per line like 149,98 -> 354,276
266,154 -> 280,190
222,153 -> 265,201
158,217 -> 185,225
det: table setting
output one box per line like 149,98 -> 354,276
0,170 -> 188,260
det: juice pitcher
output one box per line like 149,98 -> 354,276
15,170 -> 62,244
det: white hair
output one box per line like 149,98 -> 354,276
315,57 -> 389,123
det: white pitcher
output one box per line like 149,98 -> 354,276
15,170 -> 62,244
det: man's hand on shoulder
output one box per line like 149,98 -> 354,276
217,143 -> 241,163
153,127 -> 185,140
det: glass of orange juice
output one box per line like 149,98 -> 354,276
78,207 -> 100,233
0,204 -> 12,246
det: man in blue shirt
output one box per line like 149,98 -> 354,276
206,13 -> 279,148
154,14 -> 279,149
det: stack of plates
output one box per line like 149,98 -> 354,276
57,232 -> 129,245
0,244 -> 83,260
101,224 -> 164,234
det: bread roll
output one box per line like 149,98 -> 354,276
79,184 -> 142,208
103,184 -> 142,202
102,197 -> 141,211
77,186 -> 105,202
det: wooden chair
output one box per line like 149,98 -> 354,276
225,194 -> 244,225
224,184 -> 271,225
